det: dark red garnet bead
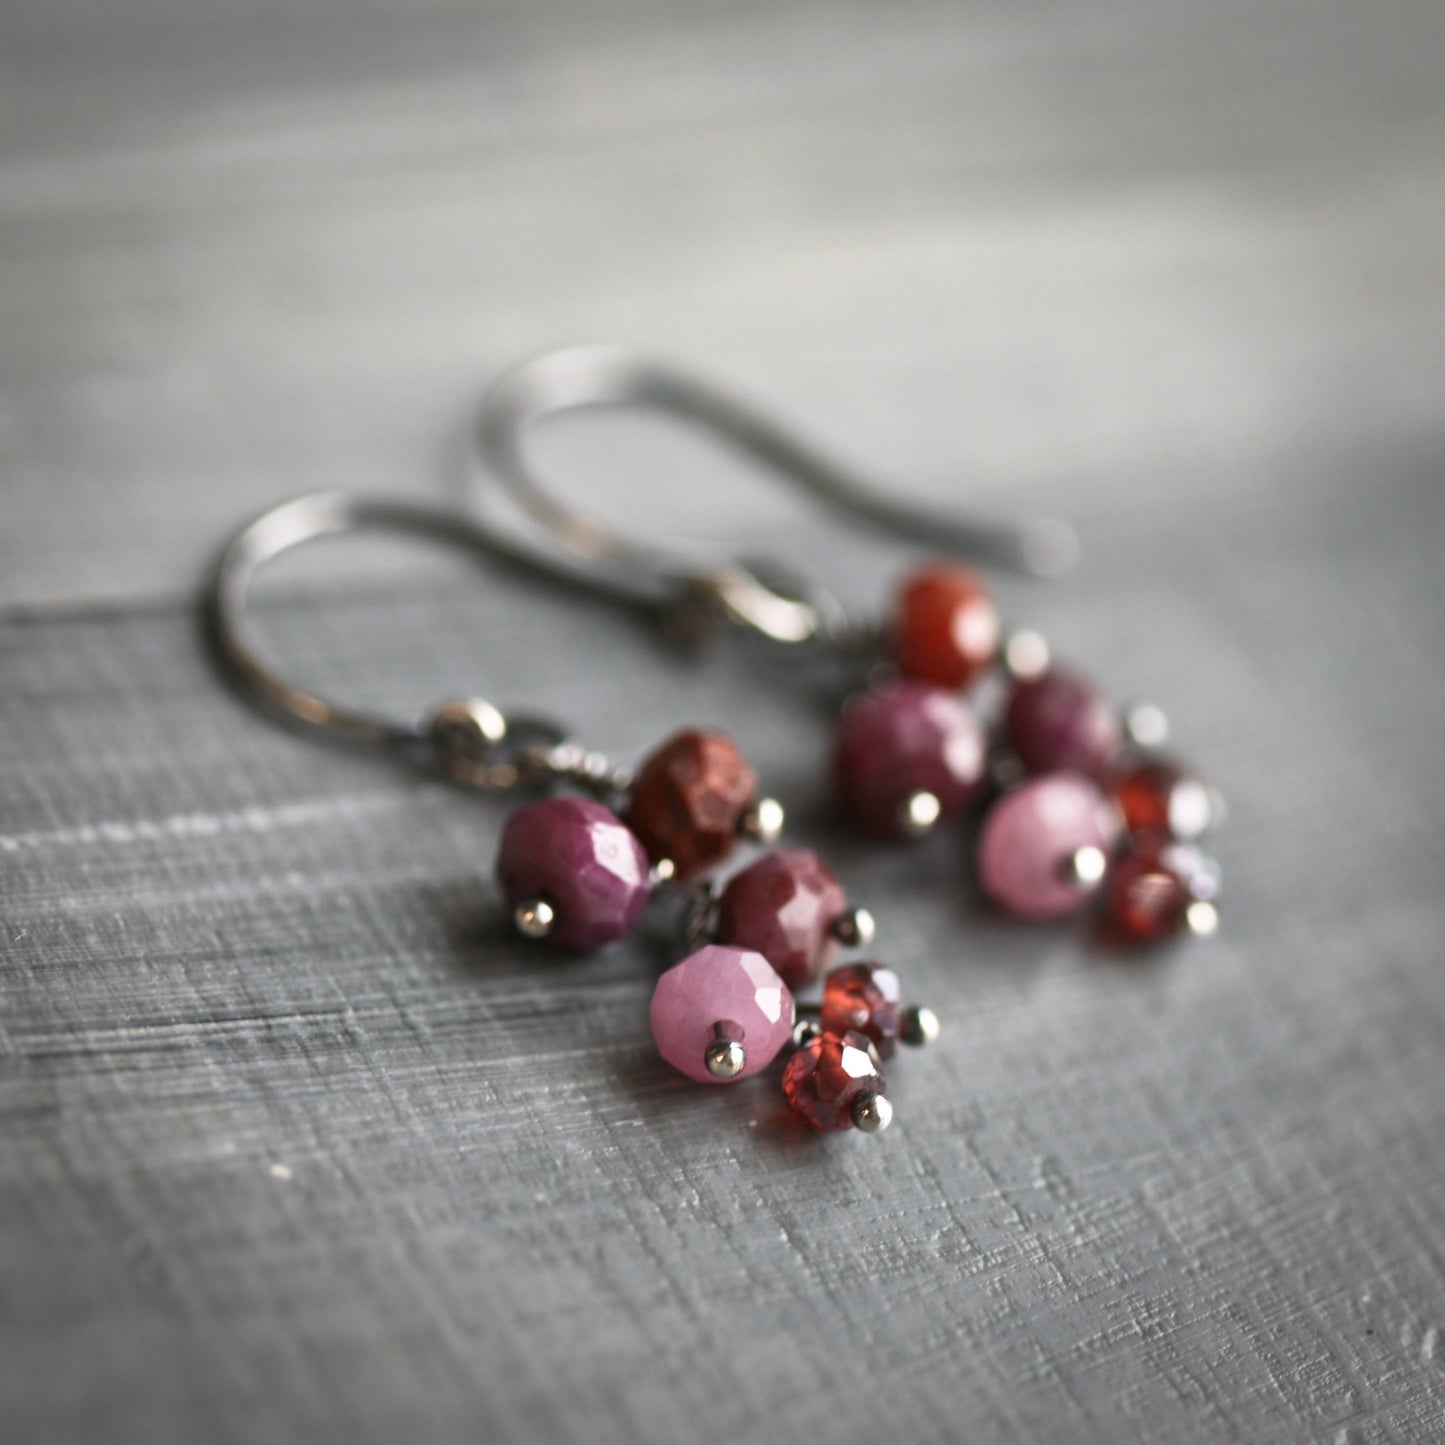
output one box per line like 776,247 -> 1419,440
1110,760 -> 1214,842
1106,838 -> 1219,944
624,729 -> 757,879
714,848 -> 846,990
781,1030 -> 885,1131
891,562 -> 1001,689
1004,667 -> 1122,779
820,962 -> 904,1057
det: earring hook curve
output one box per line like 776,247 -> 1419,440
473,343 -> 1078,647
206,489 -> 594,789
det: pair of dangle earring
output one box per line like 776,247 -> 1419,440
475,344 -> 1223,946
208,490 -> 938,1133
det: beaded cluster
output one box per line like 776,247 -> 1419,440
493,728 -> 937,1134
834,561 -> 1222,943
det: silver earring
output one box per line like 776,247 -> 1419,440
470,345 -> 1221,947
206,489 -> 938,1132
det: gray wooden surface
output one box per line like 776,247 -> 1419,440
3,2 -> 1444,1442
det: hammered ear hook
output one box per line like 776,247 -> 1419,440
474,343 -> 1078,647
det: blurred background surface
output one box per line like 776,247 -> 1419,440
2,2 -> 1443,1442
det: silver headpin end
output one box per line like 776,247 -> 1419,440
513,898 -> 555,940
1003,629 -> 1051,682
704,1023 -> 747,1079
897,791 -> 942,839
1124,702 -> 1170,750
1186,901 -> 1219,938
739,797 -> 785,844
1063,845 -> 1109,890
830,906 -> 876,948
852,1092 -> 893,1134
900,1005 -> 941,1048
792,1016 -> 823,1049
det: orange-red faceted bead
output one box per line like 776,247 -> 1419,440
781,1030 -> 885,1131
624,729 -> 757,880
891,562 -> 1001,690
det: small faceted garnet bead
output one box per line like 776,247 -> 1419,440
1106,838 -> 1220,944
820,962 -> 903,1057
834,681 -> 988,838
624,729 -> 757,879
650,944 -> 795,1083
1005,667 -> 1122,779
891,562 -> 1001,689
1110,760 -> 1214,842
495,796 -> 651,949
782,1030 -> 887,1131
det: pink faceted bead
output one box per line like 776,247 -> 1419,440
650,944 -> 795,1084
977,773 -> 1117,918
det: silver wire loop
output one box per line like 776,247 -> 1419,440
474,343 -> 1078,647
207,490 -> 594,792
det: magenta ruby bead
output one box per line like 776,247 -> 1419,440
1005,668 -> 1122,779
977,773 -> 1117,919
495,796 -> 651,949
650,944 -> 795,1084
714,848 -> 846,989
834,681 -> 988,838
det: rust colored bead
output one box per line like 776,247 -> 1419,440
1110,760 -> 1214,841
781,1030 -> 885,1131
1106,838 -> 1220,944
821,962 -> 904,1057
624,729 -> 757,879
891,562 -> 1001,690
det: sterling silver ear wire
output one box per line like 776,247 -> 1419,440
470,345 -> 1222,947
208,489 -> 767,829
205,488 -> 940,1132
210,490 -> 582,777
474,342 -> 1079,649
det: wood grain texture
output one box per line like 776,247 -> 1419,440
2,1 -> 1444,1442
